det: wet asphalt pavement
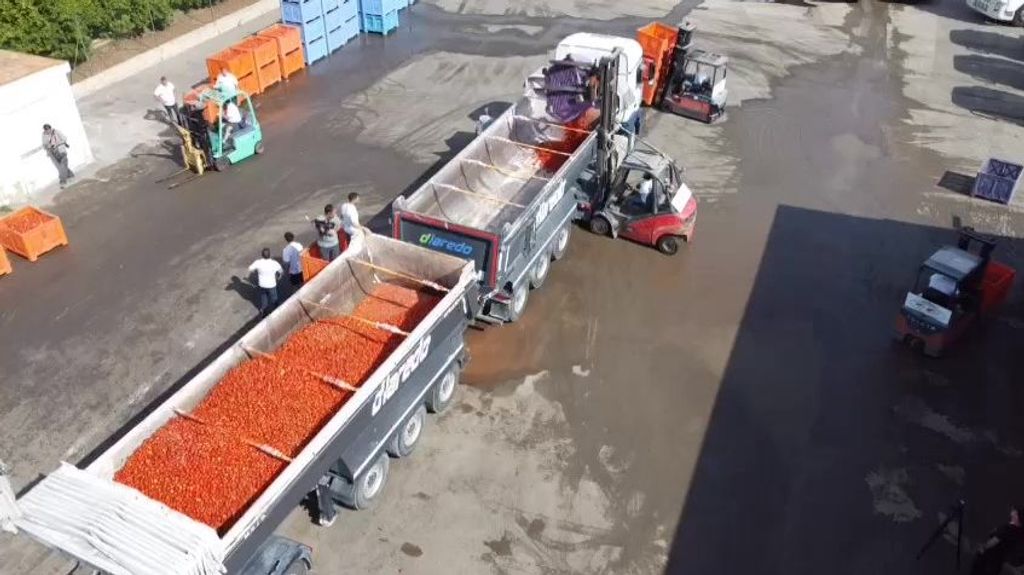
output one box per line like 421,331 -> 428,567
2,0 -> 1024,572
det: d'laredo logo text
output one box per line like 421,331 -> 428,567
419,233 -> 474,256
372,335 -> 432,416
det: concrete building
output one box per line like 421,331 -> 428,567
0,51 -> 93,205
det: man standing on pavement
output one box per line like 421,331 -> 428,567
153,76 -> 179,125
248,247 -> 283,317
340,192 -> 365,250
314,204 -> 342,262
282,232 -> 304,289
41,124 -> 74,188
971,505 -> 1024,575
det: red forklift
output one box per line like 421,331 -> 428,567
896,228 -> 1015,356
637,21 -> 729,124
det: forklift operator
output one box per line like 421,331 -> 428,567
223,100 -> 243,149
630,173 -> 655,211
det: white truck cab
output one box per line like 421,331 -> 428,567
549,33 -> 645,128
966,0 -> 1023,25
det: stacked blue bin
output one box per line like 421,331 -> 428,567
281,0 -> 328,64
359,0 -> 401,35
323,0 -> 360,53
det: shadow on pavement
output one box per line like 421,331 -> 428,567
951,86 -> 1024,126
953,54 -> 1024,91
950,29 -> 1024,62
665,205 -> 1024,574
225,273 -> 262,311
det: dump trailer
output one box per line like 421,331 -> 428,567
4,234 -> 477,575
392,96 -> 599,323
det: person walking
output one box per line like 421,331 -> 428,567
153,76 -> 179,125
41,124 -> 74,188
248,247 -> 283,317
971,505 -> 1024,575
282,232 -> 304,288
314,204 -> 342,262
340,192 -> 364,250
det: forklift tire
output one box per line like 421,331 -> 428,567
388,405 -> 426,458
551,225 -> 571,260
213,156 -> 230,172
255,141 -> 265,155
589,216 -> 611,237
427,365 -> 459,414
656,235 -> 682,256
530,253 -> 551,289
508,282 -> 530,322
284,559 -> 311,575
337,454 -> 389,510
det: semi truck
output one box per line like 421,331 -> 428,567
393,41 -> 696,323
2,234 -> 477,574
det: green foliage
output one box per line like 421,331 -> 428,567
0,0 -> 225,65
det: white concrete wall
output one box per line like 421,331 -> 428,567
0,62 -> 94,204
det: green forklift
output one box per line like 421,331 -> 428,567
178,88 -> 264,174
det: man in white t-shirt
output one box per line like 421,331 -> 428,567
153,76 -> 179,126
248,248 -> 283,317
215,69 -> 239,99
282,231 -> 304,288
223,101 -> 243,150
340,192 -> 365,250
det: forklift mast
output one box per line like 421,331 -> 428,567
594,49 -> 622,210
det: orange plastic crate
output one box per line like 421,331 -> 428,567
0,246 -> 11,276
183,84 -> 220,125
235,36 -> 282,93
207,48 -> 261,95
0,207 -> 69,262
258,24 -> 306,80
637,23 -> 679,106
300,243 -> 328,282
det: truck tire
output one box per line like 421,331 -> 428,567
427,365 -> 460,414
530,252 -> 551,288
589,216 -> 611,237
337,454 -> 389,510
388,405 -> 427,457
656,235 -> 682,256
508,282 -> 530,322
284,558 -> 311,575
551,225 -> 571,260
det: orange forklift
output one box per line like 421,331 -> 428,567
896,228 -> 1015,356
637,22 -> 729,123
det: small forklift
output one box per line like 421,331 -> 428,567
177,87 -> 264,175
637,21 -> 729,124
896,228 -> 1015,356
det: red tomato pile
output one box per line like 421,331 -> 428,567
115,283 -> 441,532
535,110 -> 599,173
3,210 -> 52,234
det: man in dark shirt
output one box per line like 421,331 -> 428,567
971,505 -> 1024,575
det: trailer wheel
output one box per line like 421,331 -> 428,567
530,252 -> 551,288
388,405 -> 427,457
551,225 -> 571,260
283,558 -> 311,575
656,235 -> 681,256
338,454 -> 390,510
508,282 -> 530,322
427,365 -> 460,414
589,216 -> 611,237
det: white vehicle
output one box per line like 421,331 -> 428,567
966,0 -> 1024,26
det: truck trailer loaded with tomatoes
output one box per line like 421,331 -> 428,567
1,235 -> 477,575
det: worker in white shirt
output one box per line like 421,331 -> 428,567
153,76 -> 179,126
340,192 -> 365,250
223,100 -> 243,150
248,247 -> 283,317
215,69 -> 239,99
282,232 -> 304,288
632,173 -> 654,210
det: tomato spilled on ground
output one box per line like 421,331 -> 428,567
115,283 -> 440,532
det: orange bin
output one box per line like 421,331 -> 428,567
637,22 -> 679,106
258,24 -> 306,80
235,36 -> 282,93
300,243 -> 329,282
206,47 -> 261,96
0,246 -> 11,276
0,206 -> 69,262
183,84 -> 220,126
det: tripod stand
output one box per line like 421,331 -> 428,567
918,499 -> 966,573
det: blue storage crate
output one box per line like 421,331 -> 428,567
360,9 -> 398,34
360,0 -> 402,15
323,4 -> 345,30
326,15 -> 359,52
320,0 -> 340,14
281,0 -> 323,26
303,33 -> 329,64
337,0 -> 359,18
